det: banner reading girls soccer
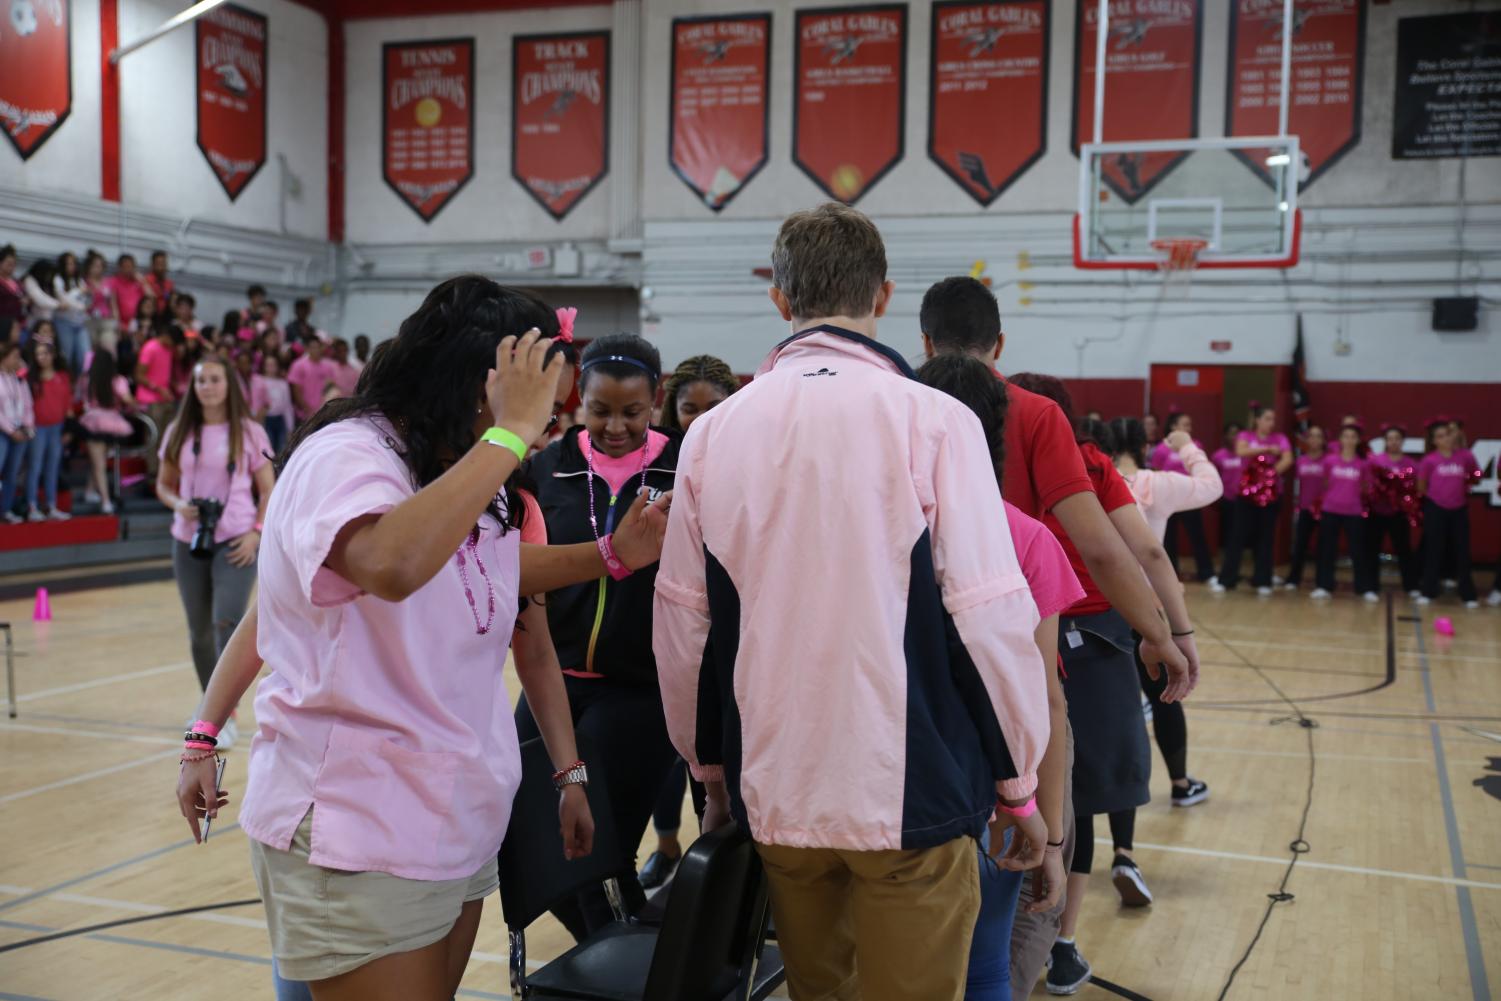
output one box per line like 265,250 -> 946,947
196,3 -> 267,201
0,0 -> 71,160
383,39 -> 474,222
1072,0 -> 1202,203
512,31 -> 609,221
793,5 -> 907,204
669,14 -> 771,211
928,0 -> 1047,206
1226,0 -> 1364,190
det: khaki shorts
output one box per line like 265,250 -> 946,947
248,808 -> 498,982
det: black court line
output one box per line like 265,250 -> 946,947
0,899 -> 262,954
1090,975 -> 1156,1000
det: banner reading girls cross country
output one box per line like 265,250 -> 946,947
1072,0 -> 1202,204
669,14 -> 772,211
383,38 -> 475,222
512,31 -> 610,221
928,0 -> 1048,206
1226,0 -> 1364,190
793,5 -> 907,205
196,3 -> 267,201
0,0 -> 71,160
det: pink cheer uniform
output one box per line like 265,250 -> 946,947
1294,453 -> 1329,512
1419,449 -> 1480,510
1320,454 -> 1370,517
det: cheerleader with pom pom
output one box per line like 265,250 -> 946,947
1212,405 -> 1292,595
1368,424 -> 1421,597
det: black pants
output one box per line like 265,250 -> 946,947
1421,501 -> 1477,602
651,757 -> 707,836
1219,498 -> 1280,589
1368,513 -> 1419,593
1164,509 -> 1214,581
1317,512 -> 1375,594
515,674 -> 678,940
1285,510 -> 1319,588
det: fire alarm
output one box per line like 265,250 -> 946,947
1210,340 -> 1231,353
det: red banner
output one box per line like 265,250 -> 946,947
1226,0 -> 1364,190
793,5 -> 907,204
929,0 -> 1048,205
382,39 -> 474,222
0,0 -> 71,160
512,31 -> 610,221
669,14 -> 771,211
1072,0 -> 1202,203
196,4 -> 267,201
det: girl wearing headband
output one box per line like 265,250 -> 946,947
1368,423 -> 1420,597
1417,416 -> 1481,608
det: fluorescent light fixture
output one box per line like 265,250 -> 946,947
112,0 -> 229,63
1278,201 -> 1290,212
1265,153 -> 1292,167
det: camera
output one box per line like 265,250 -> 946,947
190,498 -> 225,560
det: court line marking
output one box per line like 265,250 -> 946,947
14,663 -> 189,704
1191,744 -> 1428,765
0,886 -> 266,930
0,991 -> 57,1001
1132,843 -> 1501,891
0,751 -> 180,805
0,720 -> 182,747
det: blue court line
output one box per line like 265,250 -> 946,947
0,992 -> 59,1001
1414,619 -> 1490,1001
0,825 -> 240,914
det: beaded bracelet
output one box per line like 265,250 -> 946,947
181,747 -> 218,764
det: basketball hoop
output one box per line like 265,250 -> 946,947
1151,237 -> 1207,297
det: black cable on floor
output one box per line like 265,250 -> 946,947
0,898 -> 262,953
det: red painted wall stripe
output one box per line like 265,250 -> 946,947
327,17 -> 344,242
100,0 -> 120,202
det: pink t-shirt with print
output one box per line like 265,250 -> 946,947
1294,454 -> 1328,512
1419,449 -> 1480,510
136,338 -> 175,404
1320,453 -> 1370,517
1005,500 -> 1084,621
159,420 -> 272,544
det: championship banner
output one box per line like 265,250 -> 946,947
928,0 -> 1047,206
793,5 -> 907,204
196,3 -> 267,201
1227,0 -> 1364,189
0,0 -> 71,160
383,38 -> 475,222
512,31 -> 610,221
669,14 -> 772,211
1072,0 -> 1202,203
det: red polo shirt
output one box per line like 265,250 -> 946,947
998,377 -> 1094,519
1043,441 -> 1138,616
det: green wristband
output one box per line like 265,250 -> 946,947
481,426 -> 528,463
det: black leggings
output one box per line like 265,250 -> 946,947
1164,509 -> 1214,581
1219,498 -> 1281,588
1421,501 -> 1477,602
651,758 -> 708,837
1285,509 -> 1319,588
515,674 -> 677,940
1072,812 -> 1136,876
1368,513 -> 1419,593
1317,512 -> 1375,594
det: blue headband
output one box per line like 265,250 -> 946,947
580,354 -> 657,379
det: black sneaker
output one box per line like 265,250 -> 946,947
1110,853 -> 1153,907
1172,778 -> 1210,807
1046,940 -> 1093,995
638,850 -> 680,890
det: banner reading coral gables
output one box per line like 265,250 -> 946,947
0,0 -> 71,160
669,14 -> 771,211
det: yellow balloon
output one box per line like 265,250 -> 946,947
831,164 -> 864,201
415,98 -> 443,128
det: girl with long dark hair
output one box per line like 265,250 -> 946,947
1213,405 -> 1293,594
1284,425 -> 1327,592
23,339 -> 71,522
1152,412 -> 1214,581
52,251 -> 90,382
79,350 -> 137,514
1368,424 -> 1420,597
1417,417 -> 1481,608
0,342 -> 33,522
1314,422 -> 1377,601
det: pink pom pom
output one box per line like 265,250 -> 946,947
555,307 -> 577,343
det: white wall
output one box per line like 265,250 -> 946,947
0,0 -> 102,198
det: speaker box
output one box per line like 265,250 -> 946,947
1432,296 -> 1479,332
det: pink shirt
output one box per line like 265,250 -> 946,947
1149,439 -> 1203,474
579,429 -> 670,495
330,361 -> 361,397
159,420 -> 272,544
1237,431 -> 1292,499
1419,449 -> 1480,510
1121,444 -> 1224,540
104,275 -> 144,325
1005,501 -> 1083,620
287,356 -> 336,420
1212,447 -> 1244,498
1320,453 -> 1370,517
251,374 -> 295,422
1369,451 -> 1415,516
135,339 -> 175,404
241,416 -> 523,879
1294,453 -> 1328,512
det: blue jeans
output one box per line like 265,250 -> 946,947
0,434 -> 29,514
53,316 -> 89,382
273,961 -> 313,1001
264,414 -> 288,455
25,423 -> 63,511
966,829 -> 1023,1001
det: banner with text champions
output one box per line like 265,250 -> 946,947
669,14 -> 771,211
1071,0 -> 1202,203
929,0 -> 1047,206
196,4 -> 267,201
1227,0 -> 1364,190
513,31 -> 609,221
793,5 -> 907,204
383,39 -> 474,222
0,0 -> 70,160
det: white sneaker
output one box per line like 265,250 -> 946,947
1443,579 -> 1457,590
1282,582 -> 1298,591
1,512 -> 21,525
26,507 -> 44,523
1487,590 -> 1501,608
1257,586 -> 1274,597
1208,580 -> 1227,594
1408,590 -> 1422,599
1363,592 -> 1380,604
217,716 -> 239,751
101,500 -> 116,515
83,490 -> 102,504
1272,575 -> 1285,587
1207,576 -> 1220,588
1310,588 -> 1332,600
1415,595 -> 1432,606
1465,601 -> 1480,611
47,509 -> 70,522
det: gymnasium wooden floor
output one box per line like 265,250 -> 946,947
1,576 -> 1498,1000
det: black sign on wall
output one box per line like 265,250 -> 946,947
1393,11 -> 1501,160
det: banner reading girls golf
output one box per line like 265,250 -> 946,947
793,5 -> 907,204
1227,0 -> 1364,190
1072,0 -> 1202,203
196,3 -> 267,201
0,0 -> 70,160
512,31 -> 609,221
383,38 -> 474,222
669,14 -> 771,211
929,0 -> 1048,206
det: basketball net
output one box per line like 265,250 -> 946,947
1150,238 -> 1207,299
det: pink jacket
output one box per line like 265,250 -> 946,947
653,326 -> 1048,852
1123,443 -> 1222,540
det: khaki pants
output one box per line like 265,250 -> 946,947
1008,723 -> 1076,1000
756,836 -> 979,1001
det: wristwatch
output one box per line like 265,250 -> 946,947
552,761 -> 588,791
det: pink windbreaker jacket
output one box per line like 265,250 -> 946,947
653,326 -> 1048,852
1124,443 -> 1223,540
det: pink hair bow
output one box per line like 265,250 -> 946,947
555,307 -> 577,343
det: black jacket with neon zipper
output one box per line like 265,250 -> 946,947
523,425 -> 682,687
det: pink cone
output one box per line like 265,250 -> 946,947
33,587 -> 52,622
1434,616 -> 1454,637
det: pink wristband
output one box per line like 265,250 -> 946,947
184,740 -> 216,751
597,534 -> 632,582
997,796 -> 1038,819
191,720 -> 221,738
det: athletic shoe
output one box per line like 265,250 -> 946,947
1110,854 -> 1153,907
1046,941 -> 1093,996
639,849 -> 681,890
217,716 -> 239,751
1415,596 -> 1432,606
26,507 -> 44,523
1256,586 -> 1274,597
1141,692 -> 1154,723
1172,778 -> 1210,807
47,509 -> 70,522
101,500 -> 116,515
1443,579 -> 1457,590
1363,592 -> 1379,604
83,490 -> 102,505
1487,590 -> 1501,607
1465,601 -> 1480,610
1272,575 -> 1285,586
1282,582 -> 1298,591
1208,580 -> 1227,594
1408,590 -> 1422,599
1,512 -> 21,524
1309,588 -> 1332,600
